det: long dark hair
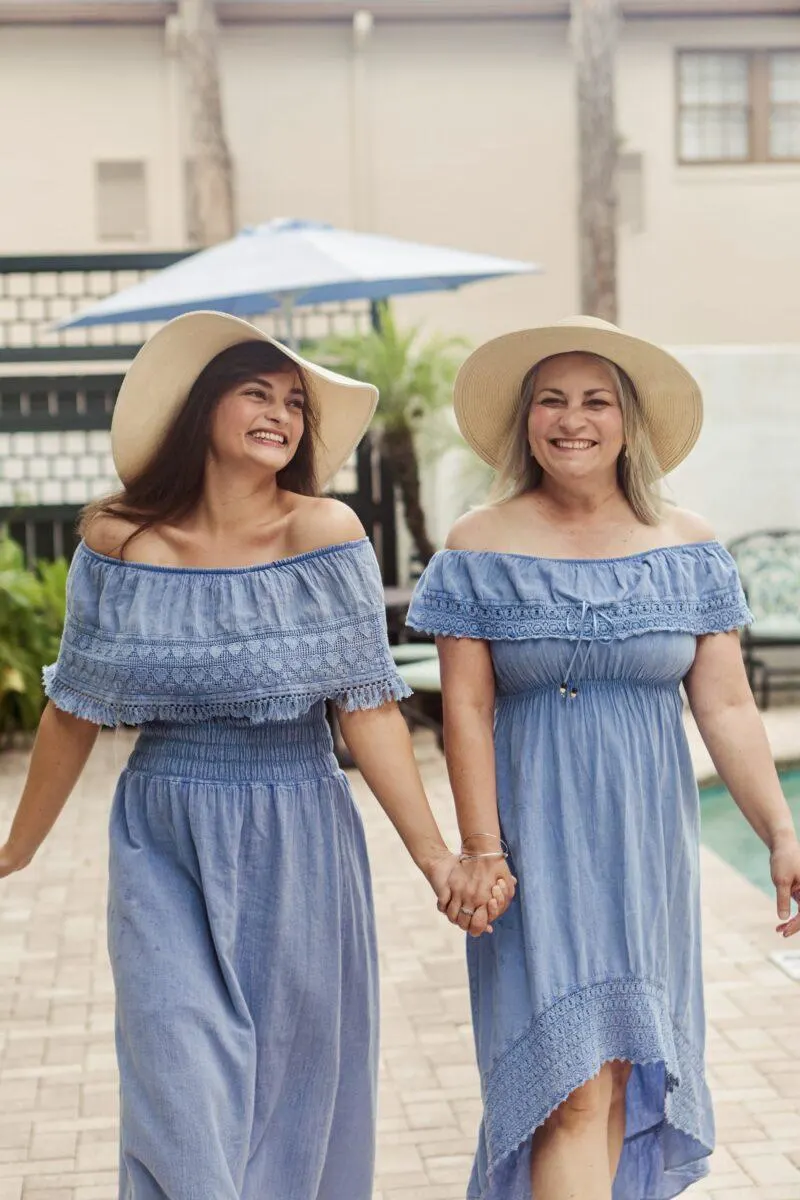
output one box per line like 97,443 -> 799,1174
80,340 -> 322,552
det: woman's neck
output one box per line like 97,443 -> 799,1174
191,461 -> 285,540
536,475 -> 629,523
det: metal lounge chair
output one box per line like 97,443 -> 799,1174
728,529 -> 800,708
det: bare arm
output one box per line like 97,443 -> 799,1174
438,635 -> 501,841
684,631 -> 800,936
436,634 -> 516,929
337,700 -> 508,934
337,701 -> 450,874
0,702 -> 101,876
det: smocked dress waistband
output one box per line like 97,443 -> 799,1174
127,713 -> 340,784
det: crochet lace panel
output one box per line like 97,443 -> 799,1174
44,610 -> 411,726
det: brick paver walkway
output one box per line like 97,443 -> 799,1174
1,718 -> 799,1200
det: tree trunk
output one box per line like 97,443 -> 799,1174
381,423 -> 436,567
570,0 -> 619,323
178,0 -> 236,247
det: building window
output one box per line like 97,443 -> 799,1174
95,161 -> 148,241
677,50 -> 800,164
770,53 -> 800,159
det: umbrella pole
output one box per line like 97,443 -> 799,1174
280,297 -> 297,349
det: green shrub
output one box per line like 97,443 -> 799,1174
0,536 -> 68,744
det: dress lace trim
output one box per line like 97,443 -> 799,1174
407,587 -> 750,641
45,598 -> 411,726
43,665 -> 410,727
473,977 -> 712,1199
407,543 -> 752,643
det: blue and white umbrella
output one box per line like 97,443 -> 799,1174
57,218 -> 541,342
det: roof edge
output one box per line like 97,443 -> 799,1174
1,0 -> 798,25
0,2 -> 171,21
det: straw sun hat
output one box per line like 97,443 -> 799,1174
110,311 -> 378,487
454,315 -> 703,476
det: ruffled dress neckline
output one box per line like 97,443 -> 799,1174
44,537 -> 410,727
79,536 -> 371,576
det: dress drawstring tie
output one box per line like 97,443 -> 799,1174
559,601 -> 615,699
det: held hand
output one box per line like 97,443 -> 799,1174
458,879 -> 514,938
423,850 -> 461,907
423,852 -> 499,936
771,834 -> 800,938
421,851 -> 517,938
444,856 -> 517,938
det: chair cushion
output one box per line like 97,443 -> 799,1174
397,656 -> 441,692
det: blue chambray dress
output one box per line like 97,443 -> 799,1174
43,537 -> 411,1200
407,542 -> 752,1200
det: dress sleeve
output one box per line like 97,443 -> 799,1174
318,540 -> 412,712
42,548 -> 114,724
406,551 -> 503,639
678,543 -> 753,636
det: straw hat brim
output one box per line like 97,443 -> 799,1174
454,321 -> 703,476
111,311 -> 378,487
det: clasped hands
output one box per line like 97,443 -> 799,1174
426,837 -> 517,938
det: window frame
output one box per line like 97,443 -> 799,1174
676,48 -> 800,166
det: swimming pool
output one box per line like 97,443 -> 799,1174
700,767 -> 800,895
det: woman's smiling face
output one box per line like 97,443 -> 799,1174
527,352 -> 624,485
209,369 -> 306,472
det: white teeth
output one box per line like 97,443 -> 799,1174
248,431 -> 286,445
552,439 -> 595,449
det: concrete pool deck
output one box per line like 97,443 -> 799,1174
0,707 -> 798,1200
686,704 -> 800,786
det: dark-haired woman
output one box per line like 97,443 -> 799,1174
0,312 -> 515,1200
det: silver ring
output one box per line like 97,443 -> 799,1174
459,907 -> 475,917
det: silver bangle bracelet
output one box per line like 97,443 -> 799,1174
459,836 -> 509,858
458,850 -> 509,862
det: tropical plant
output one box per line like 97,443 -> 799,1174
0,535 -> 68,745
312,303 -> 468,566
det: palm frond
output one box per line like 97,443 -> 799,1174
311,303 -> 469,432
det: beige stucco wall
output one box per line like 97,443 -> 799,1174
617,18 -> 800,344
667,346 -> 800,540
0,24 -> 185,249
1,14 -> 799,343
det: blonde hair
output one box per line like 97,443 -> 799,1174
488,353 -> 663,525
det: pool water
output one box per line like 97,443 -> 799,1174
700,768 -> 800,896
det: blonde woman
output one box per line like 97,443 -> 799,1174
407,317 -> 800,1200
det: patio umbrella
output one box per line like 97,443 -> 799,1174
57,218 -> 541,343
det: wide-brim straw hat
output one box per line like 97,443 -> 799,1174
454,315 -> 703,476
110,311 -> 378,487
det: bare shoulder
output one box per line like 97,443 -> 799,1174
82,511 -> 140,559
662,505 -> 717,546
288,495 -> 367,554
445,505 -> 505,551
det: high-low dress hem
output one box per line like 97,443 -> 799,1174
468,976 -> 713,1200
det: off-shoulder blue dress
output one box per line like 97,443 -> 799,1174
407,542 -> 752,1200
44,538 -> 411,1200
